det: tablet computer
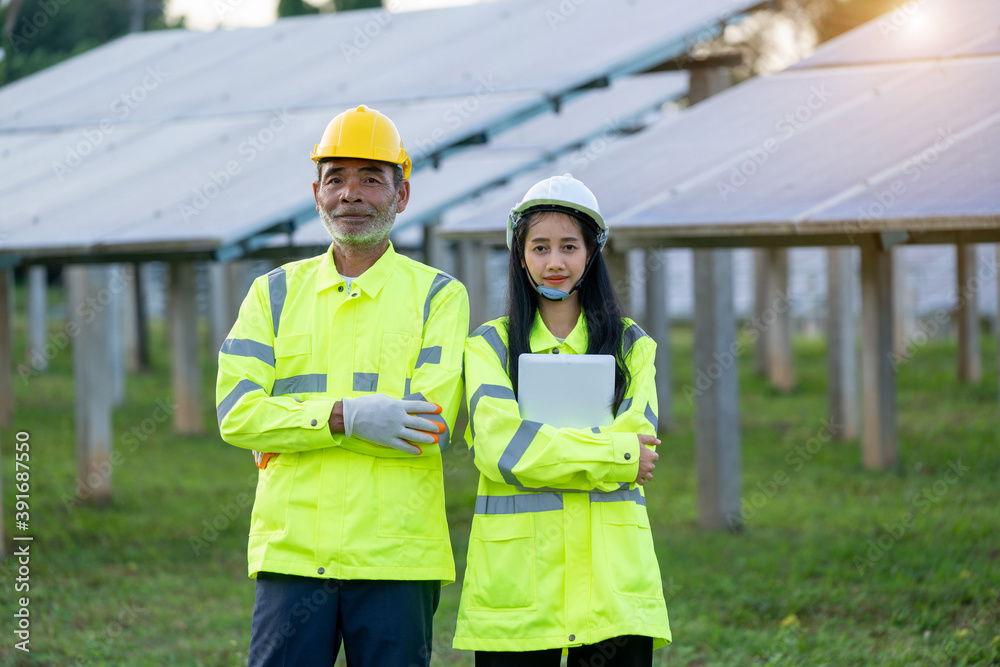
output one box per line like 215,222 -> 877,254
517,353 -> 615,429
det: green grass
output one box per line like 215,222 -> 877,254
1,288 -> 998,666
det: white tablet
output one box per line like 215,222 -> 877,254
517,353 -> 615,429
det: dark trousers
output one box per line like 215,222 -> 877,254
248,572 -> 440,667
476,635 -> 653,667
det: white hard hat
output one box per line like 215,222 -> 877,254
506,173 -> 608,250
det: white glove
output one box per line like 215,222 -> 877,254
341,393 -> 444,455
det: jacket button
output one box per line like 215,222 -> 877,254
310,419 -> 318,426
569,634 -> 575,642
317,567 -> 325,575
552,348 -> 559,354
624,452 -> 631,460
338,286 -> 344,292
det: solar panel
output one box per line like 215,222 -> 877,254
0,0 -> 757,262
441,2 -> 1000,247
602,58 -> 1000,236
792,0 -> 1000,70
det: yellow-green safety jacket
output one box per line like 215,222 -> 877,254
454,313 -> 671,652
216,243 -> 469,583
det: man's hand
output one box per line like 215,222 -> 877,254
341,393 -> 445,455
635,434 -> 660,486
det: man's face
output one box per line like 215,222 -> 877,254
312,158 -> 410,251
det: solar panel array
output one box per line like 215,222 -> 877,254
441,0 -> 1000,246
0,0 -> 757,263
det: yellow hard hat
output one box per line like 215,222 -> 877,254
311,105 -> 412,178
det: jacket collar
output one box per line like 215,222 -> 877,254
528,310 -> 588,354
317,241 -> 397,298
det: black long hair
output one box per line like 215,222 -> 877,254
505,210 -> 632,413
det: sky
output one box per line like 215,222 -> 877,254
165,0 -> 483,31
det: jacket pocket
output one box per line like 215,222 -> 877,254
601,502 -> 662,599
249,454 -> 297,536
377,456 -> 445,541
466,514 -> 537,610
273,334 -> 313,381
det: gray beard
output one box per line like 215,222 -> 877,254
319,200 -> 396,251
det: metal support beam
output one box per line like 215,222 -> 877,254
169,262 -> 204,434
227,261 -> 252,329
644,249 -> 671,432
688,63 -> 739,531
424,222 -> 455,276
688,66 -> 731,104
956,243 -> 982,384
693,249 -> 741,530
604,244 -> 630,315
827,248 -> 858,440
764,248 -> 794,391
860,243 -> 897,469
27,265 -> 48,372
458,240 -> 488,333
122,264 -> 147,373
753,249 -> 768,376
892,247 -> 919,359
67,265 -> 114,504
208,262 -> 234,356
109,264 -> 126,407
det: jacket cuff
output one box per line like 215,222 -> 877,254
302,398 -> 337,445
609,432 -> 640,482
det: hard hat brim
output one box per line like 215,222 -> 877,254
506,200 -> 607,250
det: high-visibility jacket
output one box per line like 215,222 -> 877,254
454,312 -> 671,652
216,243 -> 469,583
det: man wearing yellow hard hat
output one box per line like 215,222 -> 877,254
217,105 -> 470,666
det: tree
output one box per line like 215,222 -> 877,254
278,0 -> 382,16
0,0 -> 177,86
278,0 -> 320,18
334,0 -> 382,11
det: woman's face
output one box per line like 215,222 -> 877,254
522,211 -> 590,293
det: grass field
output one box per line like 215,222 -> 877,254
0,289 -> 998,666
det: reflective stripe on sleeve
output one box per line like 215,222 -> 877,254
497,420 -> 542,487
217,378 -> 266,423
416,346 -> 442,368
267,268 -> 287,336
471,324 -> 508,370
220,338 -> 275,367
589,486 -> 646,506
617,396 -> 633,416
273,374 -> 327,395
468,384 -> 515,439
423,273 -> 454,324
623,322 -> 648,355
475,493 -> 563,515
644,402 -> 658,431
353,372 -> 378,392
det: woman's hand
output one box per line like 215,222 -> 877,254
635,434 -> 660,485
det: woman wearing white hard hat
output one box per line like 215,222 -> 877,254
454,174 -> 671,665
